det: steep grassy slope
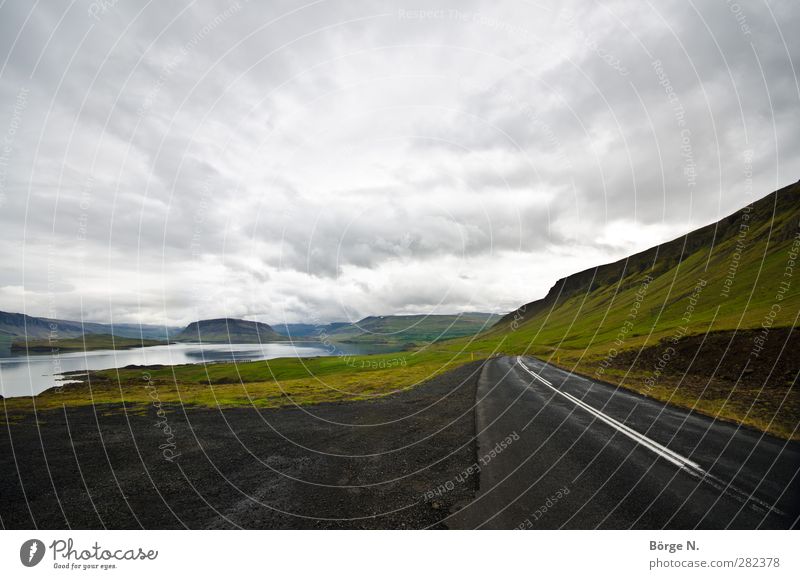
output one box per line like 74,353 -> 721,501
472,181 -> 799,351
454,180 -> 800,437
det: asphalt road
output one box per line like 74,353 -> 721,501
450,356 -> 800,529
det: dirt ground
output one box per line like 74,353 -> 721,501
0,361 -> 483,529
600,327 -> 800,437
613,327 -> 798,387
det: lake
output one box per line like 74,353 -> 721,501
0,341 -> 397,398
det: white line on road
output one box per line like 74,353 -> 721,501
517,357 -> 701,470
515,357 -> 786,517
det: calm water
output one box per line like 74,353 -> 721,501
0,342 -> 396,398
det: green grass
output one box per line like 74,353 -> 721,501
0,348 -> 479,420
460,230 -> 800,359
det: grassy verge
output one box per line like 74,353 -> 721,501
593,366 -> 798,440
0,348 -> 479,422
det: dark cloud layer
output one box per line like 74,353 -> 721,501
0,0 -> 797,324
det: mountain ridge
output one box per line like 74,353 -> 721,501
0,310 -> 177,342
324,312 -> 502,344
175,317 -> 286,343
457,179 -> 800,438
495,179 -> 800,332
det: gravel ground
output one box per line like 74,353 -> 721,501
0,361 -> 483,529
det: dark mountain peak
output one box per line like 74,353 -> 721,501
177,317 -> 285,343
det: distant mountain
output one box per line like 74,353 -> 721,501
0,310 -> 178,342
322,313 -> 503,345
271,322 -> 349,338
175,318 -> 287,343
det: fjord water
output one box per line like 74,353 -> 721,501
0,342 -> 395,398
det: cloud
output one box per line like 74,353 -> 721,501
0,0 -> 797,324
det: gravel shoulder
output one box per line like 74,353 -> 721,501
0,361 -> 483,529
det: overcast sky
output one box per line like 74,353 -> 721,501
0,0 -> 798,326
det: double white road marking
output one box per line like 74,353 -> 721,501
517,357 -> 701,471
515,357 -> 786,517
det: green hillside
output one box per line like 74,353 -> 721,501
325,313 -> 502,345
452,180 -> 800,437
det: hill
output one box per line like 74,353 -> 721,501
460,180 -> 800,437
175,318 -> 287,343
324,313 -> 503,345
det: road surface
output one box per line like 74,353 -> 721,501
449,356 -> 799,529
